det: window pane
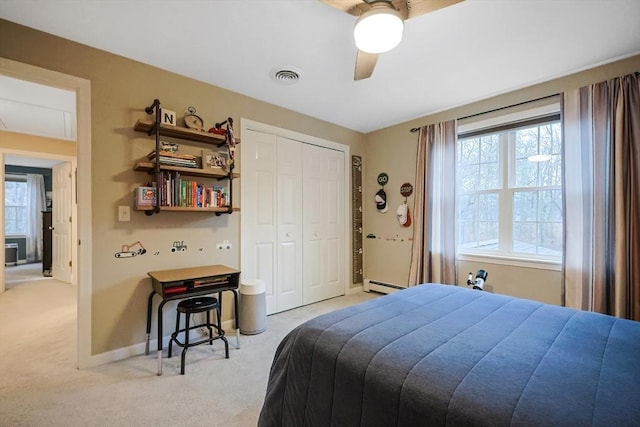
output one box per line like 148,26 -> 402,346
456,114 -> 563,260
457,192 -> 499,250
515,127 -> 538,158
458,135 -> 500,191
457,165 -> 479,192
513,191 -> 537,221
513,190 -> 562,255
538,223 -> 562,255
458,194 -> 477,221
459,138 -> 479,165
515,158 -> 538,187
514,122 -> 562,188
5,180 -> 28,234
480,135 -> 499,162
513,222 -> 537,253
539,189 -> 562,222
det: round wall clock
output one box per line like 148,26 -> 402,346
184,106 -> 204,131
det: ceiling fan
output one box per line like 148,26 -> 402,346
320,0 -> 464,80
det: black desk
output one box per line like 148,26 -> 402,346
145,265 -> 241,375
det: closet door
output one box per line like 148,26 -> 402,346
276,137 -> 303,312
303,144 -> 345,304
241,130 -> 278,314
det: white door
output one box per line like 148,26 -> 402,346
52,162 -> 72,283
303,145 -> 345,304
241,130 -> 278,314
276,137 -> 303,312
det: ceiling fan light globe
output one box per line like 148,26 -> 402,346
353,7 -> 404,54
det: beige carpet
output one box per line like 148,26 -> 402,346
0,277 -> 378,426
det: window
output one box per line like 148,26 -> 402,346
5,177 -> 28,235
456,108 -> 563,262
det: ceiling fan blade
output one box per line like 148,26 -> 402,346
319,0 -> 370,16
354,50 -> 378,80
401,0 -> 464,20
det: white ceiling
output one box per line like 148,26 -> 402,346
0,75 -> 76,141
0,0 -> 639,133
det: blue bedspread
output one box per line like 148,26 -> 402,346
258,284 -> 640,426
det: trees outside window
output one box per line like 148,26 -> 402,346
456,118 -> 562,259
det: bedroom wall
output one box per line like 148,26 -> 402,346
363,54 -> 640,305
0,19 -> 365,356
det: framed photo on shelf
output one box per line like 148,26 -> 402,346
201,150 -> 228,170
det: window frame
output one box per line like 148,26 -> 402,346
455,102 -> 563,268
4,174 -> 29,238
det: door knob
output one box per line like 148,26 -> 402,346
49,226 -> 54,230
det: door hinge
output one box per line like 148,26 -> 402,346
69,260 -> 72,267
69,216 -> 72,223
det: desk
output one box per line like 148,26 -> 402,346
145,265 -> 241,375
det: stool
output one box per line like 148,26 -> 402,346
168,296 -> 229,374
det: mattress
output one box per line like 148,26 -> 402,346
258,284 -> 640,426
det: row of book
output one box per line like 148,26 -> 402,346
147,150 -> 197,168
135,171 -> 229,209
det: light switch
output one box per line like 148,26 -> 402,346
118,205 -> 131,222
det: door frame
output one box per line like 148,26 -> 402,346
240,118 -> 351,307
0,57 -> 92,369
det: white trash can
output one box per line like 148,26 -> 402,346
239,279 -> 266,335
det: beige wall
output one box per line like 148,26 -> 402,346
363,54 -> 640,303
0,130 -> 77,157
0,19 -> 364,355
1,16 -> 638,356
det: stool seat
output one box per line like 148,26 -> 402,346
177,296 -> 218,313
168,296 -> 229,374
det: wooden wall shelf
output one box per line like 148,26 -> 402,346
133,119 -> 240,146
134,162 -> 239,180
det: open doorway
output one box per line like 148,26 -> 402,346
4,155 -> 74,286
0,57 -> 92,369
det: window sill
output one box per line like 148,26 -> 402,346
457,252 -> 562,271
5,234 -> 27,239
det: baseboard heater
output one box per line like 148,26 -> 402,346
364,279 -> 407,294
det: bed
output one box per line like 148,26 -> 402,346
258,284 -> 640,426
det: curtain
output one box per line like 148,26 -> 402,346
408,121 -> 457,286
25,174 -> 46,263
563,72 -> 640,320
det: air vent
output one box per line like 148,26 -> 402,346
271,67 -> 301,85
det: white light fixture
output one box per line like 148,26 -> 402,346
527,154 -> 552,162
353,2 -> 404,54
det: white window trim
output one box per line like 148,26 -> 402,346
456,100 -> 563,265
457,251 -> 562,271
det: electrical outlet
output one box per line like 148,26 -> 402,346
223,240 -> 232,250
216,243 -> 224,250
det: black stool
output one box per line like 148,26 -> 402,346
168,296 -> 229,374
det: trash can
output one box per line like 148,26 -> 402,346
239,279 -> 266,335
5,243 -> 18,266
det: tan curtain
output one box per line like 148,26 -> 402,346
562,72 -> 640,320
408,121 -> 457,286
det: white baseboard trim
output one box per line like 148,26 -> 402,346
87,319 -> 236,368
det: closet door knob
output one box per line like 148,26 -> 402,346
286,232 -> 291,238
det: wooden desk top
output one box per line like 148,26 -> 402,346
147,265 -> 240,283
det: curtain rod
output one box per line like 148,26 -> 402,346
409,93 -> 560,133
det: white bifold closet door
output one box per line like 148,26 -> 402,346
302,144 -> 345,305
242,129 -> 345,315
